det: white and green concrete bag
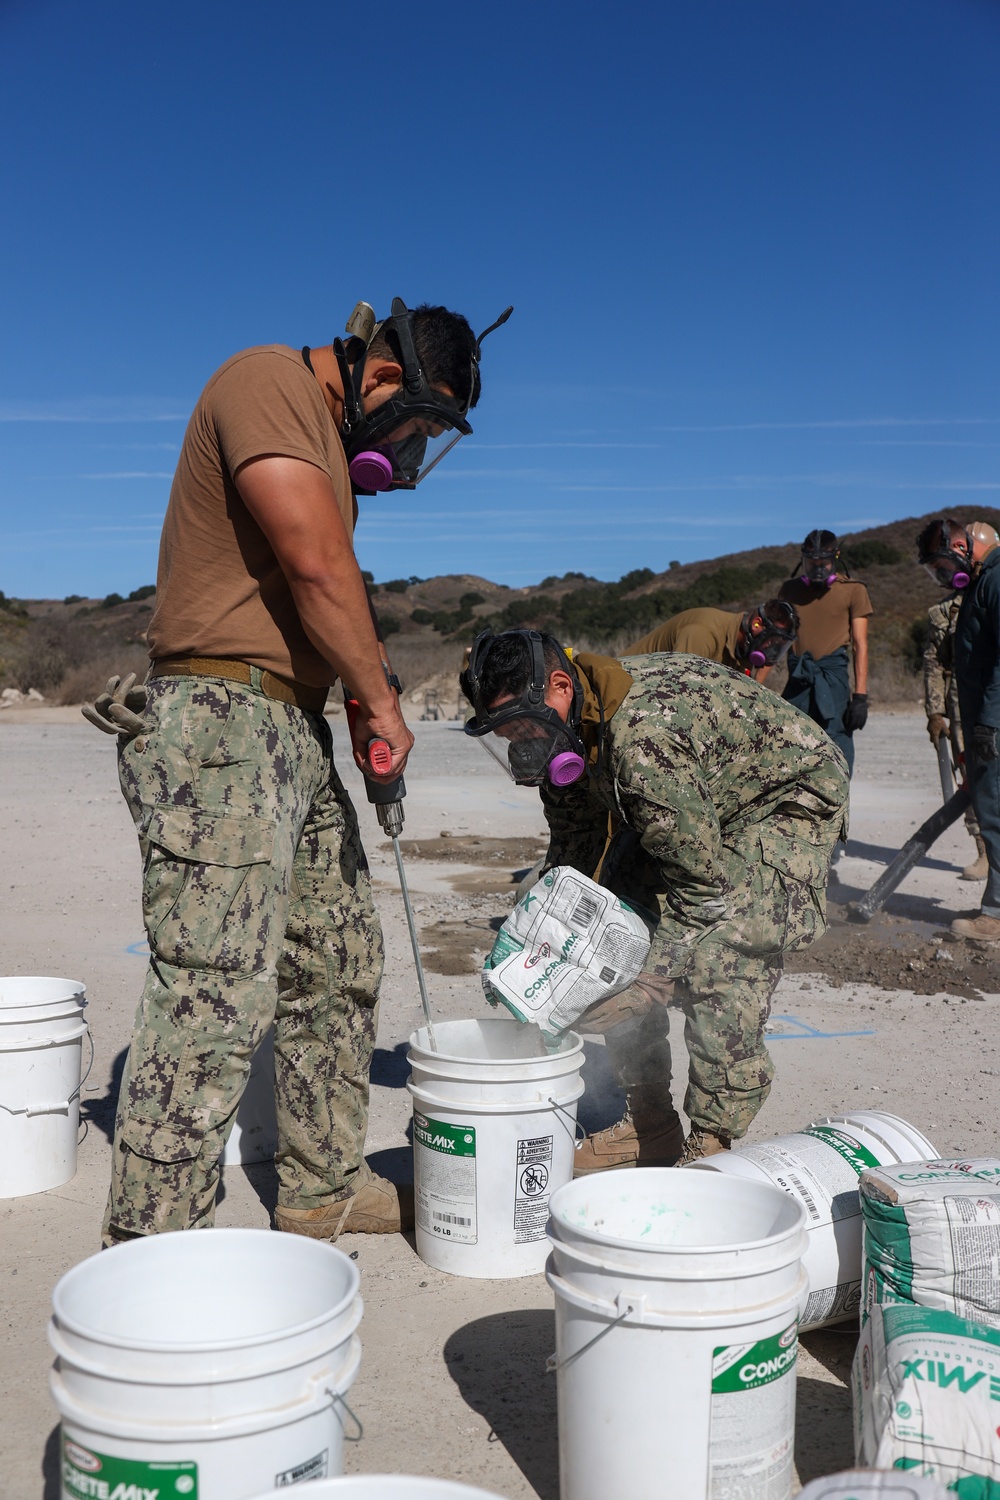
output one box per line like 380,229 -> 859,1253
482,867 -> 652,1039
860,1160 -> 1000,1324
853,1301 -> 1000,1494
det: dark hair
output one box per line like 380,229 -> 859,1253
758,597 -> 799,634
802,529 -> 839,554
369,305 -> 481,410
916,516 -> 969,562
461,632 -> 570,709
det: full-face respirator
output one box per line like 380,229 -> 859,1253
461,630 -> 589,788
741,598 -> 799,667
916,518 -> 974,591
327,298 -> 512,494
800,529 -> 842,587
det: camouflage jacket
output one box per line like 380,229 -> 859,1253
540,654 -> 849,978
923,594 -> 962,721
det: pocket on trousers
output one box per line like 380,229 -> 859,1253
143,805 -> 276,977
759,825 -> 830,953
120,1117 -> 203,1163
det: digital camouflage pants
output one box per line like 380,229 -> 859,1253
603,812 -> 840,1140
102,673 -> 383,1245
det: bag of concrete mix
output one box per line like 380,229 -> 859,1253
860,1160 -> 1000,1324
482,866 -> 652,1039
798,1471 -> 949,1500
853,1301 -> 1000,1489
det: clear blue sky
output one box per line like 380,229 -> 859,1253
1,0 -> 998,597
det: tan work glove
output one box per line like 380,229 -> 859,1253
926,714 -> 948,745
81,673 -> 148,737
577,975 -> 675,1035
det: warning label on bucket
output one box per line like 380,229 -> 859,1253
513,1134 -> 553,1243
62,1435 -> 198,1498
708,1322 -> 797,1500
414,1112 -> 477,1244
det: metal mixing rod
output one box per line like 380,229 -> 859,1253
346,702 -> 438,1051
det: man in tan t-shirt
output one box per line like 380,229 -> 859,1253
628,600 -> 798,676
757,529 -> 873,775
91,299 -> 505,1246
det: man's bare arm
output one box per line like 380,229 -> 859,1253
235,455 -> 413,777
851,615 -> 869,696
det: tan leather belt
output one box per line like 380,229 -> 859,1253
151,656 -> 329,713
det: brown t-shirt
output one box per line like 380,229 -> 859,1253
777,576 -> 873,659
147,345 -> 354,687
628,608 -> 743,670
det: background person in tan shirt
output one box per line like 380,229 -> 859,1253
629,599 -> 798,676
93,300 -> 507,1247
758,529 -> 872,775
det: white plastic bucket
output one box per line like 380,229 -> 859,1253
50,1228 -> 363,1499
408,1018 -> 585,1278
547,1168 -> 808,1500
224,1027 -> 278,1166
249,1478 -> 506,1497
689,1110 -> 937,1330
0,976 -> 91,1198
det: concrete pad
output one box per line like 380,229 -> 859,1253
1,711 -> 997,1496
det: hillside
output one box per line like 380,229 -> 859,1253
3,508 -> 998,709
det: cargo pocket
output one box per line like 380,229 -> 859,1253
143,805 -> 276,977
758,825 -> 831,953
120,1117 -> 204,1163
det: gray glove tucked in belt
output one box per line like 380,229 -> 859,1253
81,673 -> 148,737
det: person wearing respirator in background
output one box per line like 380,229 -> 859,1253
84,297 -> 511,1247
757,530 -> 873,775
949,518 -> 1000,942
461,630 -> 849,1168
916,517 -> 989,883
628,598 -> 799,677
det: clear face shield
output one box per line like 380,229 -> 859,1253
743,601 -> 798,667
469,707 -> 587,787
800,552 -> 839,586
922,553 -> 971,590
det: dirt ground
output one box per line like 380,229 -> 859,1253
1,707 -> 997,1497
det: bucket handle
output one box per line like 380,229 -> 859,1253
0,1024 -> 94,1117
327,1387 -> 364,1442
545,1294 -> 637,1375
548,1096 -> 585,1146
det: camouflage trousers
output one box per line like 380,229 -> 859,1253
102,673 -> 383,1245
604,813 -> 839,1139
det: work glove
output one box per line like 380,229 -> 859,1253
926,714 -> 948,745
972,724 -> 999,763
844,693 -> 868,733
576,975 -> 675,1036
81,673 -> 148,737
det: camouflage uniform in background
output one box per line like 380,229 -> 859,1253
923,594 -> 980,840
541,654 -> 849,1140
102,672 -> 382,1245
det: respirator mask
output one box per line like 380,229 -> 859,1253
461,630 -> 588,787
916,518 -> 973,590
741,599 -> 799,667
332,297 -> 512,493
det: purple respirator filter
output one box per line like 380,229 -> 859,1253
547,751 -> 586,786
748,650 -> 767,668
801,573 -> 838,587
953,571 -> 971,589
349,450 -> 394,491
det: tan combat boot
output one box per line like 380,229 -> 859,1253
950,912 -> 1000,943
677,1125 -> 732,1166
275,1172 -> 414,1240
573,1088 -> 684,1175
961,837 -> 989,882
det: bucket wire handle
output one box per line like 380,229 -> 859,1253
548,1096 -> 585,1145
546,1304 -> 634,1374
0,1024 -> 94,1117
328,1388 -> 364,1442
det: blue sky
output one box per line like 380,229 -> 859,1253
1,0 -> 998,597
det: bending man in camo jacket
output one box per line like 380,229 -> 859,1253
461,632 -> 849,1166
